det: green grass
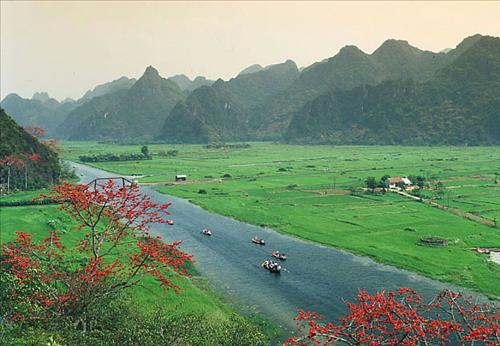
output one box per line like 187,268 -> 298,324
0,188 -> 52,202
0,199 -> 269,324
61,141 -> 500,298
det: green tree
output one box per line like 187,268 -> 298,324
365,177 -> 377,193
141,145 -> 150,157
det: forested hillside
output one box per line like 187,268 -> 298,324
3,34 -> 496,145
0,93 -> 77,135
159,60 -> 299,143
248,35 -> 485,139
286,36 -> 500,145
57,66 -> 185,141
0,109 -> 61,190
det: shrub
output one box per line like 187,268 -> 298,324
79,152 -> 152,162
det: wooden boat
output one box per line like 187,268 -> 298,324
252,237 -> 265,245
261,260 -> 281,273
201,228 -> 212,236
272,251 -> 287,260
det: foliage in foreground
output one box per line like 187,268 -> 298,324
0,181 -> 188,332
0,293 -> 268,346
286,288 -> 499,346
0,181 -> 269,345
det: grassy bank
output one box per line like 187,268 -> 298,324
0,190 -> 277,344
61,142 -> 500,298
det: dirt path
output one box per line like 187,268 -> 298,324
393,190 -> 497,228
138,178 -> 223,187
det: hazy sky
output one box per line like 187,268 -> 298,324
1,1 -> 499,101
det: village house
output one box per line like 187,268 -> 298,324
386,177 -> 412,189
175,174 -> 187,182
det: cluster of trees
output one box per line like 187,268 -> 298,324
1,110 -> 62,192
79,146 -> 152,162
365,175 -> 427,192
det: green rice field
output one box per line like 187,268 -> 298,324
61,142 -> 500,298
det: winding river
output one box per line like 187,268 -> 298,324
73,162 -> 457,339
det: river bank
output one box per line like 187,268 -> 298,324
67,161 -> 489,342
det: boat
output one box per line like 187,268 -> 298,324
166,220 -> 174,225
252,237 -> 265,245
201,228 -> 212,236
272,251 -> 287,260
261,260 -> 281,273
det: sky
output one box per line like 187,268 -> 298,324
1,1 -> 499,101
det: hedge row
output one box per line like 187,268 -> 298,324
79,153 -> 152,162
0,198 -> 60,207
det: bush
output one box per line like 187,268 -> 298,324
222,173 -> 232,178
198,189 -> 207,194
418,236 -> 448,246
79,151 -> 152,162
0,296 -> 269,346
0,198 -> 59,207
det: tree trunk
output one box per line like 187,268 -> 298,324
24,163 -> 28,190
7,165 -> 10,194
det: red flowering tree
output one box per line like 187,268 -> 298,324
1,180 -> 191,330
285,288 -> 499,346
23,126 -> 46,138
41,138 -> 63,154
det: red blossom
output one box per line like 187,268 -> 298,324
1,181 -> 192,327
23,126 -> 46,138
285,288 -> 499,346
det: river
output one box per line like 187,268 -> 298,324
72,162 -> 456,339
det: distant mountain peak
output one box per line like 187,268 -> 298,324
337,45 -> 366,58
168,74 -> 192,90
32,92 -> 51,102
2,93 -> 22,102
62,97 -> 76,104
239,64 -> 264,76
142,65 -> 161,79
193,76 -> 208,82
377,39 -> 411,50
373,39 -> 423,56
80,76 -> 136,101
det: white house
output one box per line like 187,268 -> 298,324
387,177 -> 412,189
175,174 -> 187,182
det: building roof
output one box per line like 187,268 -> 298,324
387,177 -> 412,185
387,177 -> 403,184
401,177 -> 412,185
